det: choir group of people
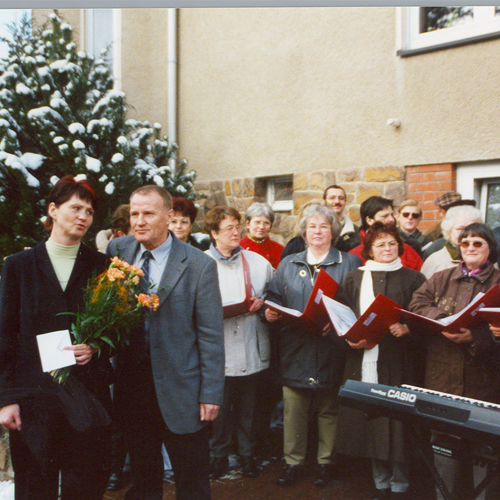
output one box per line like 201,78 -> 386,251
1,176 -> 500,500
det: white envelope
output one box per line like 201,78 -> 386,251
36,330 -> 76,372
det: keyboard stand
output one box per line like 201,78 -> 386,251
407,420 -> 500,500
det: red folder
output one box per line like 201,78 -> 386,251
399,284 -> 500,334
223,253 -> 253,319
323,294 -> 401,349
264,268 -> 339,335
473,308 -> 500,328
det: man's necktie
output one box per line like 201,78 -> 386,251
140,250 -> 152,357
140,250 -> 152,291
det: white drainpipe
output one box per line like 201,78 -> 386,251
168,8 -> 178,174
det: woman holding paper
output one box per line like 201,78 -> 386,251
204,206 -> 273,479
265,203 -> 361,488
0,176 -> 112,500
409,222 -> 500,500
334,222 -> 425,500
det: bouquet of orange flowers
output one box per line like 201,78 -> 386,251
53,256 -> 159,384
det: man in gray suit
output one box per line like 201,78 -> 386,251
107,186 -> 224,500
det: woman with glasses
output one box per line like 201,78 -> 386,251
204,206 -> 273,480
169,197 -> 210,251
265,204 -> 361,488
395,200 -> 431,256
240,202 -> 284,269
335,222 -> 426,500
409,223 -> 500,500
420,205 -> 482,279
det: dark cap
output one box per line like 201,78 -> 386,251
447,199 -> 476,209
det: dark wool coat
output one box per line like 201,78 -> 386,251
265,246 -> 361,390
0,242 -> 112,409
334,267 -> 426,461
0,241 -> 112,493
409,264 -> 500,403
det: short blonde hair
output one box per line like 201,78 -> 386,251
398,199 -> 421,215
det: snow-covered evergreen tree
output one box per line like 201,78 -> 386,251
0,12 -> 197,259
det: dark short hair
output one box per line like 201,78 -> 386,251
204,206 -> 241,244
360,196 -> 393,231
361,221 -> 404,261
323,184 -> 346,200
110,204 -> 130,237
458,223 -> 498,264
44,175 -> 97,231
172,197 -> 198,224
130,185 -> 172,210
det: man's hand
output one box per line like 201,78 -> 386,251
265,308 -> 282,322
63,344 -> 98,365
248,296 -> 264,313
200,403 -> 219,422
0,404 -> 21,431
441,328 -> 473,344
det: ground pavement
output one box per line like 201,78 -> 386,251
103,454 -> 436,500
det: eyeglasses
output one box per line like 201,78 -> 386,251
373,241 -> 398,249
401,212 -> 421,219
219,224 -> 243,234
460,240 -> 486,249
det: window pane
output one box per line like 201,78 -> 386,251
496,7 -> 500,16
421,7 -> 474,33
273,178 -> 293,202
485,182 -> 500,228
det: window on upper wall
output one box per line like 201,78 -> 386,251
398,6 -> 500,56
255,175 -> 294,212
456,161 -> 500,229
85,9 -> 115,70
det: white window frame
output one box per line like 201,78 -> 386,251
82,9 -> 121,89
398,7 -> 500,54
266,176 -> 293,212
456,160 -> 500,223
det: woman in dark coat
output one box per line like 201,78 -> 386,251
0,176 -> 112,500
335,222 -> 426,500
265,204 -> 361,488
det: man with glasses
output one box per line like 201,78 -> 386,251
396,199 -> 432,257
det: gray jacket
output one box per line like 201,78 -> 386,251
265,246 -> 361,389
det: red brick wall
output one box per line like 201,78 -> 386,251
406,163 -> 456,231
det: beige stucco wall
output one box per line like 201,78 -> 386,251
33,7 -> 500,181
177,7 -> 500,181
119,9 -> 169,128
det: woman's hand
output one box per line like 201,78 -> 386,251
346,339 -> 369,349
63,344 -> 98,365
248,296 -> 264,313
265,308 -> 282,322
441,328 -> 473,344
0,404 -> 21,431
389,322 -> 409,338
490,324 -> 500,337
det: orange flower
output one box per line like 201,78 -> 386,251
129,265 -> 144,277
128,275 -> 140,286
135,293 -> 160,311
107,268 -> 126,282
111,256 -> 130,271
151,293 -> 160,311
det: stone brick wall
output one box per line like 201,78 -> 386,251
195,166 -> 407,244
407,163 -> 456,231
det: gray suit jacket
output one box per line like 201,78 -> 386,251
107,233 -> 225,434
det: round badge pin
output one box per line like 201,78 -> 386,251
299,270 -> 307,278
